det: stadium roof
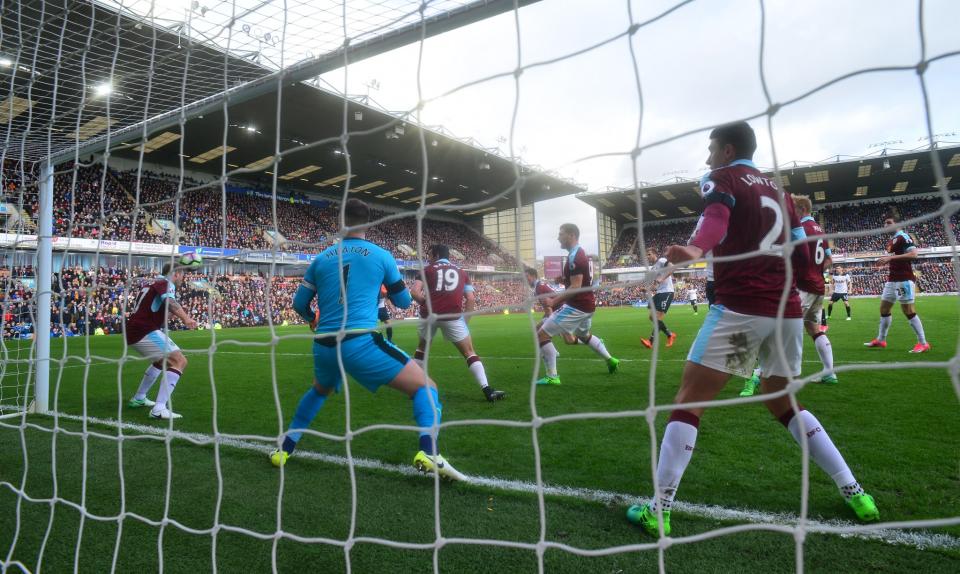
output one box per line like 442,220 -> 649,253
1,0 -> 580,211
578,145 -> 960,225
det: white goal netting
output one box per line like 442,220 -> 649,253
2,1 -> 959,573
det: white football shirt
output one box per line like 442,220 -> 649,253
832,274 -> 851,294
651,257 -> 674,294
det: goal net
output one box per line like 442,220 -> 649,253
2,0 -> 959,572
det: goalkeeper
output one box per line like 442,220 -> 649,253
270,199 -> 463,480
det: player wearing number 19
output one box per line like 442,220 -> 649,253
411,244 -> 506,402
271,199 -> 464,480
627,122 -> 878,537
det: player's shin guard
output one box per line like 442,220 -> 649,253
906,313 -> 926,344
813,333 -> 834,376
652,410 -> 699,512
539,340 -> 559,377
153,368 -> 182,410
386,326 -> 394,342
283,386 -> 329,454
134,363 -> 163,400
466,355 -> 489,389
584,335 -> 611,360
827,303 -> 833,317
878,314 -> 892,341
782,409 -> 858,495
413,386 -> 442,454
846,305 -> 851,318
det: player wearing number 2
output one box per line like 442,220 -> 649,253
627,122 -> 878,537
792,195 -> 838,384
411,244 -> 506,402
864,213 -> 930,352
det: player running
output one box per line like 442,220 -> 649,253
125,262 -> 199,420
829,267 -> 852,321
536,223 -> 620,386
864,213 -> 930,352
627,122 -> 878,537
411,244 -> 505,403
271,199 -> 464,480
525,267 -> 578,345
685,284 -> 699,314
792,195 -> 838,384
640,248 -> 677,349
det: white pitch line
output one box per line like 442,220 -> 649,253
11,410 -> 960,552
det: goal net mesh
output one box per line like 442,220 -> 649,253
2,0 -> 959,572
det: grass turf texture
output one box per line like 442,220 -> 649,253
2,297 -> 958,572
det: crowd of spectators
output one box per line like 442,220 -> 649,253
604,198 -> 960,269
605,221 -> 696,267
820,198 -> 960,255
50,164 -> 515,266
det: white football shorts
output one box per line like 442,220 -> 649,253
687,305 -> 802,379
130,330 -> 181,361
540,305 -> 593,338
799,290 -> 824,324
880,280 -> 916,304
418,317 -> 471,344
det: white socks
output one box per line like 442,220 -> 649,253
877,315 -> 892,341
153,368 -> 182,411
652,413 -> 699,512
466,356 -> 489,389
585,335 -> 611,360
786,410 -> 855,489
907,314 -> 926,344
134,364 -> 162,400
540,341 -> 559,377
814,334 -> 834,376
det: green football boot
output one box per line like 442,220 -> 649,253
739,375 -> 761,397
536,375 -> 562,386
820,374 -> 839,385
847,493 -> 880,522
626,503 -> 670,536
607,356 -> 620,374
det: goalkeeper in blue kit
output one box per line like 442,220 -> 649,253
270,198 -> 464,480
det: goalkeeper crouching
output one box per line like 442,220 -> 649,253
270,198 -> 464,481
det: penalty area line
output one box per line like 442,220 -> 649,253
24,410 -> 960,553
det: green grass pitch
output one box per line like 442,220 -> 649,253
2,297 -> 958,573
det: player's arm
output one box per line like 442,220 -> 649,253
410,279 -> 427,305
879,246 -> 919,263
292,274 -> 318,324
383,256 -> 412,309
165,297 -> 197,329
550,273 -> 583,308
463,283 -> 476,323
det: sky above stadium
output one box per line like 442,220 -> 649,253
316,0 -> 960,259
